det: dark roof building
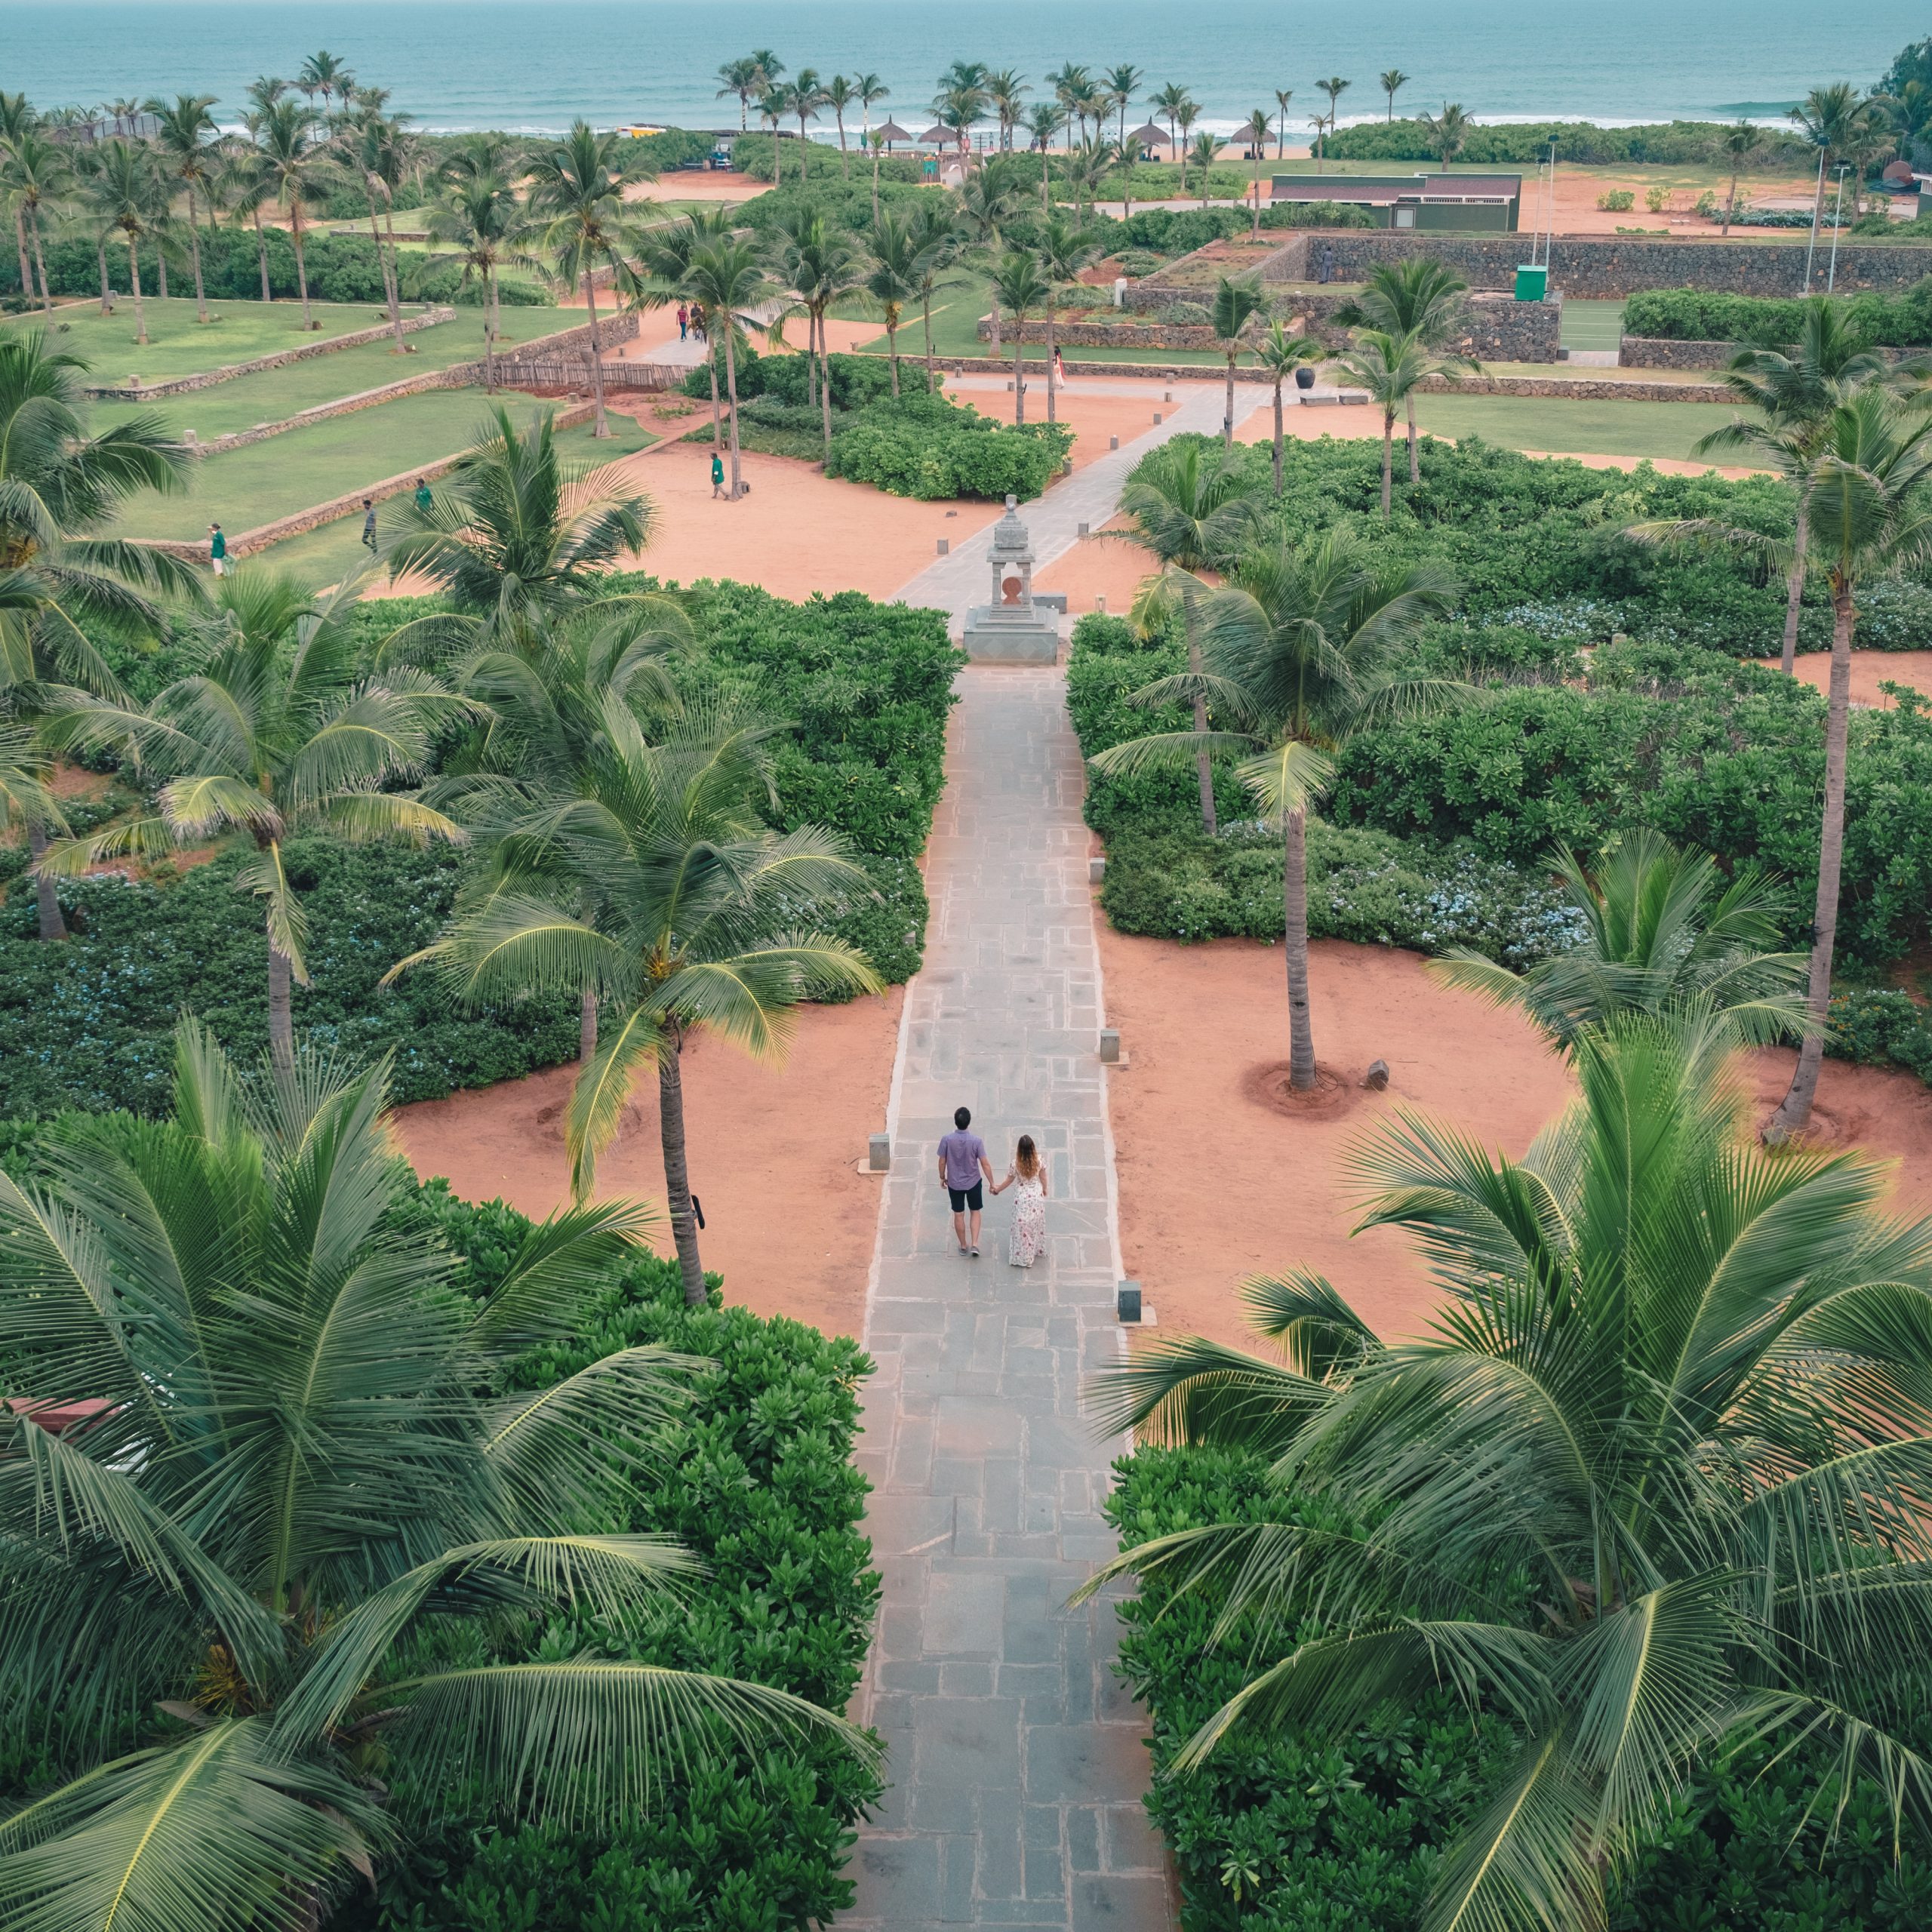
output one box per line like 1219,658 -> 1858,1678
1272,171 -> 1521,232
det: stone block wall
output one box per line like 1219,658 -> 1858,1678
84,306 -> 457,398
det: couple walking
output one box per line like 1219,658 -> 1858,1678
936,1106 -> 1048,1267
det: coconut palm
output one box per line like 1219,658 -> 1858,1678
1084,1006 -> 1932,1932
0,1020 -> 874,1932
770,210 -> 865,444
1107,440 -> 1269,834
1790,83 -> 1884,277
715,55 -> 763,131
336,110 -> 420,351
1716,119 -> 1761,234
248,97 -> 328,329
1336,327 -> 1479,515
0,124 -> 69,316
986,246 -> 1051,423
1422,100 -> 1471,167
1188,130 -> 1224,209
823,73 -> 857,176
1273,88 -> 1294,160
1094,526 -> 1457,1083
1105,65 -> 1143,150
1333,255 -> 1475,481
1315,77 -> 1352,168
1380,68 -> 1411,121
528,121 -> 653,438
424,168 -> 535,391
1209,274 -> 1266,445
1174,100 -> 1201,191
1241,111 -> 1274,234
1152,82 -> 1193,159
390,704 -> 880,1300
681,234 -> 773,494
863,211 -> 924,401
1036,211 -> 1102,421
42,572 -> 472,1065
1633,384 -> 1932,1138
1690,297 -> 1894,675
143,92 -> 222,324
1025,104 -> 1063,212
1251,319 -> 1328,494
757,89 -> 789,186
0,91 -> 38,300
78,139 -> 163,343
637,205 -> 738,448
789,68 -> 827,177
905,198 -> 966,395
1429,831 -> 1805,1048
295,47 -> 351,113
1064,137 -> 1113,226
854,72 -> 890,219
983,69 -> 1026,153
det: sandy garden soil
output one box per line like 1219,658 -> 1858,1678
1097,924 -> 1932,1352
1755,649 -> 1932,707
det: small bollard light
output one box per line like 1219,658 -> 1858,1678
1153,411 -> 1163,424
1077,520 -> 1089,537
1164,389 -> 1174,402
1116,1280 -> 1143,1323
1109,433 -> 1119,450
1095,593 -> 1107,613
1099,1027 -> 1121,1064
1089,856 -> 1106,884
937,537 -> 949,555
868,1132 -> 891,1172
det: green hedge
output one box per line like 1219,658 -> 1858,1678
1623,281 -> 1932,348
824,392 -> 1073,500
1107,1440 -> 1932,1932
1327,117 -> 1810,168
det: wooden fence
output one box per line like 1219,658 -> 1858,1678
498,358 -> 688,392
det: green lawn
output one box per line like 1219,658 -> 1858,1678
1559,299 -> 1625,351
1410,393 -> 1746,461
83,305 -> 580,441
118,392 -> 655,542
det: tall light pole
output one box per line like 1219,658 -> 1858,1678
1803,146 -> 1826,291
1826,163 -> 1850,292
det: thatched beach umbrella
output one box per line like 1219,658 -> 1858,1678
1128,122 -> 1171,148
875,118 -> 914,151
916,124 -> 953,146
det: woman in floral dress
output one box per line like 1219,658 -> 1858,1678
993,1135 -> 1049,1269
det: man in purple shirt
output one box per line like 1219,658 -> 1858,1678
936,1105 -> 996,1257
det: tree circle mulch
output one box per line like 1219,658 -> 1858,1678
1243,1062 -> 1363,1121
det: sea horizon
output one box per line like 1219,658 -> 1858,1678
0,0 -> 1903,142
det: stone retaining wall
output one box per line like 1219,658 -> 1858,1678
936,355 -> 1715,398
83,306 -> 456,398
137,400 -> 601,561
1617,334 -> 1927,370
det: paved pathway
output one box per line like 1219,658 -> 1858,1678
846,669 -> 1173,1931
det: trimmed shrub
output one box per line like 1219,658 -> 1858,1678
1623,281 -> 1932,349
1327,116 -> 1810,168
824,392 -> 1073,500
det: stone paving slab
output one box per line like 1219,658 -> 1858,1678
844,669 -> 1174,1932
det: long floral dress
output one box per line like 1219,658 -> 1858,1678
1008,1172 -> 1047,1269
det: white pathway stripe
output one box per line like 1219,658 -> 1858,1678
846,669 -> 1174,1932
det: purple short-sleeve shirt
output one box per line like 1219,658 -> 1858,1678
938,1131 -> 986,1189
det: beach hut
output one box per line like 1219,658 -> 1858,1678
1127,121 -> 1171,162
875,118 -> 914,153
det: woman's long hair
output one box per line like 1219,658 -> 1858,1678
1015,1134 -> 1040,1180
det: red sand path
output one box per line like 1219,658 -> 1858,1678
1755,650 -> 1932,709
1099,928 -> 1932,1352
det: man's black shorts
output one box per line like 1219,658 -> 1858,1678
949,1182 -> 984,1213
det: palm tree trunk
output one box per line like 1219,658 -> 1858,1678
1010,322 -> 1022,421
292,209 -> 314,329
1780,494 -> 1809,675
582,266 -> 610,437
1272,377 -> 1284,494
1406,395 -> 1420,484
156,243 -> 168,302
127,235 -> 148,344
722,321 -> 744,495
657,1039 -> 707,1306
1770,583 -> 1854,1137
383,198 -> 408,348
253,205 -> 271,303
12,206 -> 29,305
29,209 -> 51,315
1046,309 -> 1058,423
870,143 -> 881,226
97,233 -> 112,314
988,288 -> 1003,354
368,203 -> 397,339
268,938 -> 295,1072
804,309 -> 818,410
822,326 -> 835,460
1724,166 -> 1739,236
924,294 -> 937,392
706,334 -> 723,446
1251,177 -> 1261,240
579,987 -> 598,1062
1284,805 -> 1316,1088
838,115 -> 849,177
1380,410 -> 1394,516
886,316 -> 901,399
484,266 -> 498,391
26,819 -> 66,943
1223,352 -> 1236,446
186,188 -> 208,321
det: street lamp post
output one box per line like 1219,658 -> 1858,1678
1803,147 -> 1826,291
1826,164 -> 1851,293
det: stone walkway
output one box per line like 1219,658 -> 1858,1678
845,670 -> 1174,1932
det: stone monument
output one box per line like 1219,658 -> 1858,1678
960,496 -> 1061,663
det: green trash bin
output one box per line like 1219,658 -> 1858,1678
1515,263 -> 1549,301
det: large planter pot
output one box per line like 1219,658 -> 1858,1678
1294,365 -> 1317,391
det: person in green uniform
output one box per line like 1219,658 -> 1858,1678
710,451 -> 725,499
208,523 -> 226,577
414,477 -> 432,513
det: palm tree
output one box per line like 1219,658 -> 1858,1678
1037,213 -> 1101,422
771,210 -> 864,444
824,73 -> 857,176
984,69 -> 1027,153
1337,326 -> 1480,514
1048,63 -> 1094,139
638,205 -> 737,447
1429,831 -> 1805,1048
527,121 -> 652,438
424,168 -> 534,391
1717,118 -> 1760,233
380,407 -> 652,649
1065,137 -> 1113,226
1273,88 -> 1294,160
1083,1007 -> 1932,1932
1380,68 -> 1411,121
1208,275 -> 1265,445
0,1020 -> 874,1932
986,247 -> 1050,423
1315,77 -> 1352,169
1105,64 -> 1143,151
80,138 -> 159,344
1791,83 -> 1884,280
789,67 -> 827,177
1691,297 -> 1894,675
758,88 -> 789,186
1188,130 -> 1224,209
954,156 -> 1021,356
749,49 -> 786,96
864,211 -> 924,401
1097,526 -> 1457,1084
0,91 -> 38,300
0,125 -> 69,316
1026,104 -> 1063,211
337,110 -> 419,352
1421,100 -> 1471,167
0,331 -> 192,940
1153,82 -> 1192,160
1174,100 -> 1201,191
715,55 -> 763,131
392,706 -> 879,1301
295,47 -> 351,113
1240,111 -> 1274,233
143,92 -> 221,324
905,198 -> 965,395
1332,254 -> 1475,481
1251,319 -> 1327,494
250,97 -> 328,329
44,573 -> 473,1066
855,72 -> 890,219
681,234 -> 772,494
1106,440 -> 1268,834
1634,385 -> 1932,1138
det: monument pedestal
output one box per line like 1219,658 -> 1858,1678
958,493 -> 1061,663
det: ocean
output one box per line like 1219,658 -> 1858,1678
0,0 -> 1905,140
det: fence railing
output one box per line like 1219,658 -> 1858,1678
498,358 -> 688,392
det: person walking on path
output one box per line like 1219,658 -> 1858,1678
677,303 -> 689,340
361,497 -> 377,553
1052,346 -> 1066,388
710,450 -> 726,498
937,1106 -> 996,1257
414,476 -> 432,513
989,1133 -> 1049,1268
207,523 -> 226,577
